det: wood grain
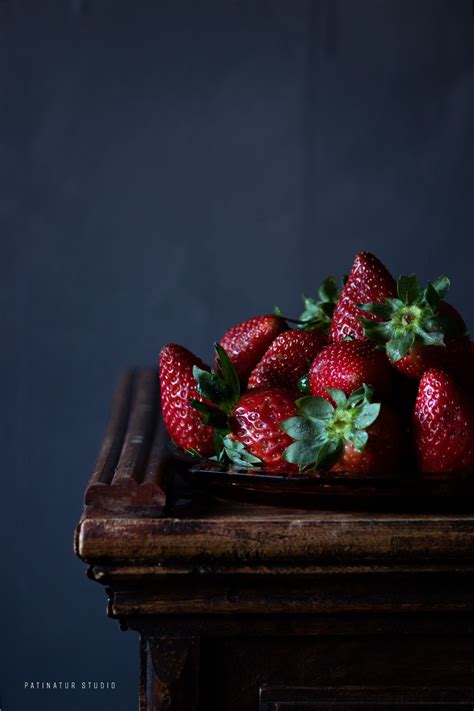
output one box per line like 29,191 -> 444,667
76,511 -> 474,565
86,369 -> 135,488
84,369 -> 167,510
111,369 -> 158,485
107,571 -> 474,617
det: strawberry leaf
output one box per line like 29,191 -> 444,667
432,275 -> 450,299
275,276 -> 343,333
361,319 -> 393,344
213,431 -> 227,459
193,345 -> 240,416
281,416 -> 326,441
385,297 -> 404,310
415,329 -> 445,347
326,388 -> 347,407
358,302 -> 394,320
386,332 -> 415,362
346,385 -> 374,408
221,437 -> 262,469
424,282 -> 441,310
190,400 -> 230,430
397,274 -> 420,305
296,396 -> 334,420
283,441 -> 322,468
316,439 -> 344,469
349,429 -> 369,452
185,447 -> 202,458
318,276 -> 339,303
354,402 -> 381,429
193,367 -> 232,408
214,343 -> 240,405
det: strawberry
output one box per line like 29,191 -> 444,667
361,274 -> 470,380
218,315 -> 286,385
282,384 -> 400,474
227,388 -> 299,473
192,344 -> 297,472
309,341 -> 393,404
159,344 -> 215,456
329,405 -> 400,474
248,329 -> 327,390
413,368 -> 474,474
330,252 -> 397,342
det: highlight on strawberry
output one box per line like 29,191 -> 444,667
217,314 -> 286,386
309,340 -> 393,404
248,329 -> 326,390
159,344 -> 216,457
330,252 -> 396,342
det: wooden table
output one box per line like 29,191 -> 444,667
75,369 -> 474,710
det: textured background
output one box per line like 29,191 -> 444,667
2,1 -> 473,709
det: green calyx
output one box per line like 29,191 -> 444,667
191,344 -> 262,469
281,384 -> 381,471
192,343 -> 240,417
359,274 -> 464,363
274,276 -> 342,333
213,433 -> 262,469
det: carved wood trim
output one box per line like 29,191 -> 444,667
140,635 -> 199,711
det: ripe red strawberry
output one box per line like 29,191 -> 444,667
413,368 -> 474,474
227,388 -> 299,473
282,385 -> 401,474
248,329 -> 327,390
329,405 -> 400,474
330,252 -> 396,342
309,341 -> 393,404
159,344 -> 215,457
218,315 -> 286,385
192,344 -> 297,472
361,275 -> 471,381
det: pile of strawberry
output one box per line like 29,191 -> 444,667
159,252 -> 474,477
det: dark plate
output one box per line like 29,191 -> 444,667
174,453 -> 474,511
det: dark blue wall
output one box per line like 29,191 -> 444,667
2,1 -> 473,709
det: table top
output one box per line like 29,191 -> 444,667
75,369 -> 474,572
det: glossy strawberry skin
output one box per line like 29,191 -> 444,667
393,303 -> 472,381
159,344 -> 215,457
218,315 -> 286,385
413,368 -> 474,474
309,341 -> 393,403
330,405 -> 400,475
330,252 -> 396,342
248,329 -> 327,390
229,388 -> 298,473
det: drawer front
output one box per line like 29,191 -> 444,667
263,704 -> 473,710
260,687 -> 474,711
